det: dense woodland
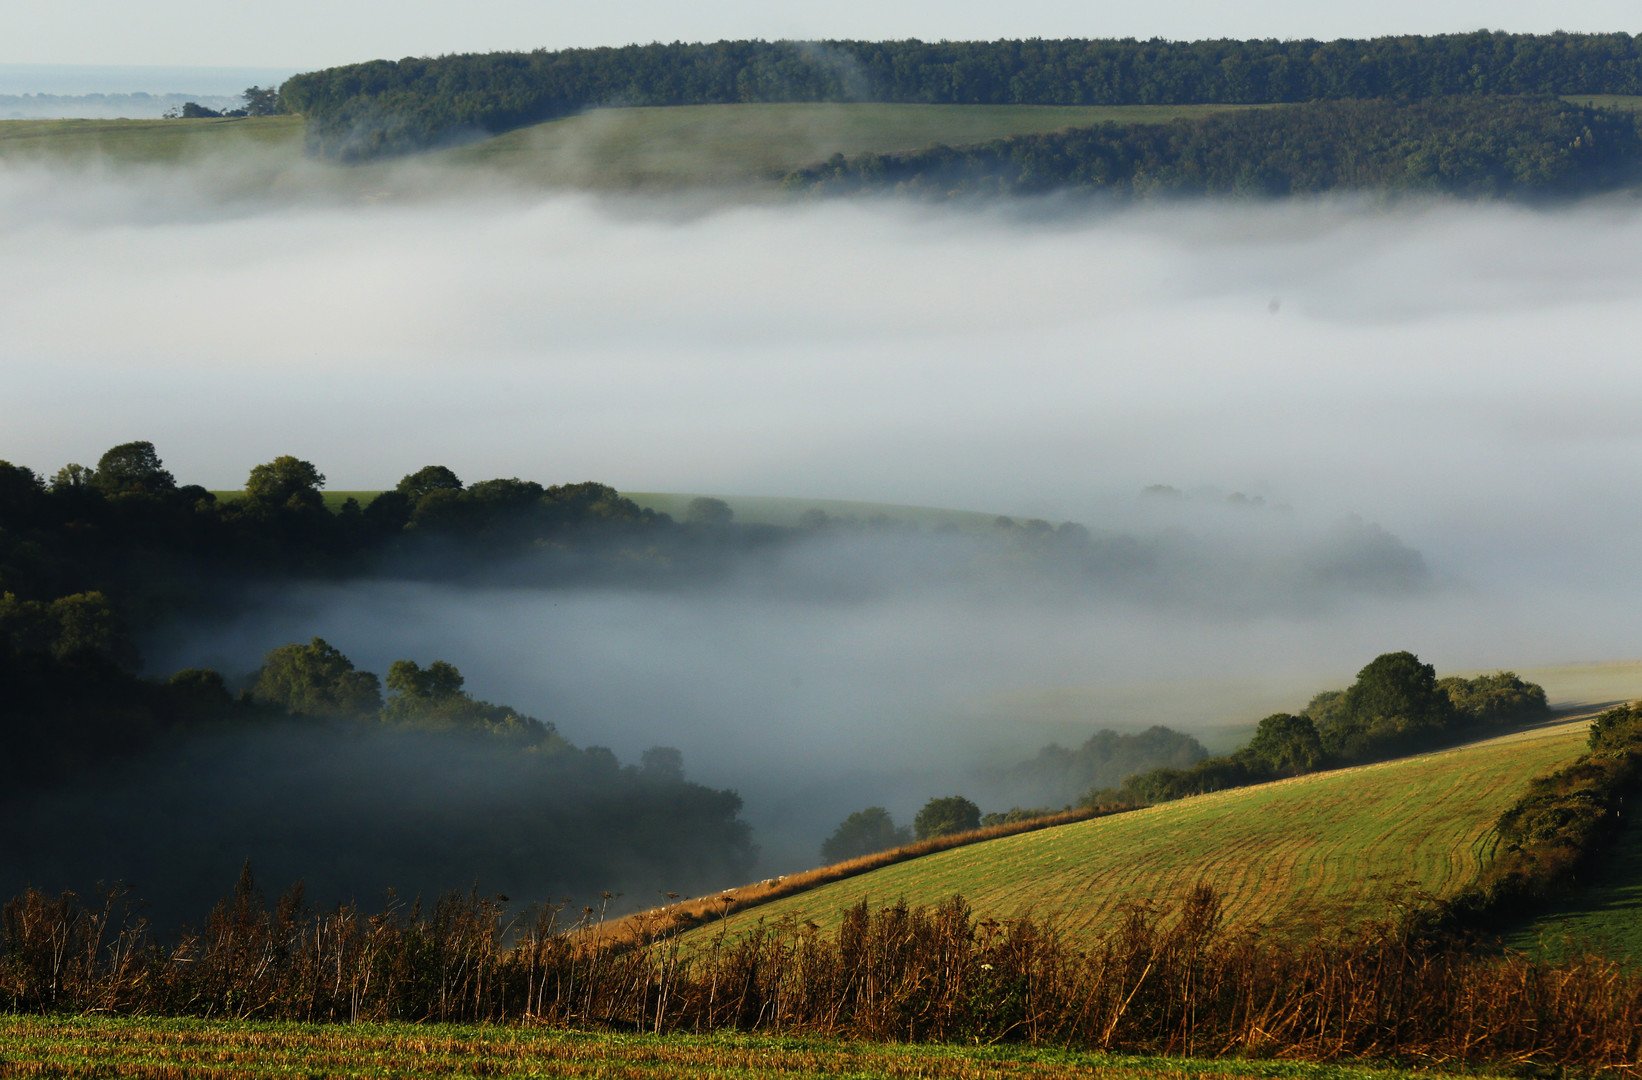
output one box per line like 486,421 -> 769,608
277,33 -> 1642,160
0,445 -> 762,920
785,96 -> 1642,198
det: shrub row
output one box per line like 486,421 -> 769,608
4,875 -> 1642,1070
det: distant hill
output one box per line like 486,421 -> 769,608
279,34 -> 1642,161
676,716 -> 1594,947
0,93 -> 244,121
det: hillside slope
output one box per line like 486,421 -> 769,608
683,716 -> 1594,945
433,102 -> 1256,187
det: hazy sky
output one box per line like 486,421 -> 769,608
3,1 -> 1639,71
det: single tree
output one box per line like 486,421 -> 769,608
821,806 -> 911,862
913,795 -> 981,840
253,637 -> 381,718
1241,712 -> 1324,776
685,496 -> 734,526
396,465 -> 463,503
242,85 -> 281,116
1320,651 -> 1456,759
94,441 -> 175,495
244,455 -> 326,512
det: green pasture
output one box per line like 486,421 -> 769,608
0,114 -> 303,164
0,1015 -> 1517,1079
685,718 -> 1594,948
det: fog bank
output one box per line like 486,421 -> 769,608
8,161 -> 1642,869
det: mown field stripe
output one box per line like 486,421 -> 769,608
683,719 -> 1593,948
0,1014 -> 1520,1079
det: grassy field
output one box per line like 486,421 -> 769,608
0,1015 -> 1519,1079
0,114 -> 303,163
436,102 -> 1264,188
681,717 -> 1593,948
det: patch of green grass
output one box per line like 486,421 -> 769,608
686,719 -> 1593,948
1506,812 -> 1642,965
0,1014 -> 1517,1079
0,115 -> 304,164
438,102 -> 1267,188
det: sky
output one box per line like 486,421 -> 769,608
2,1 -> 1639,72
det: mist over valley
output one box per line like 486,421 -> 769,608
6,137 -> 1642,913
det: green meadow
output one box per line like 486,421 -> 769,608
684,717 -> 1594,948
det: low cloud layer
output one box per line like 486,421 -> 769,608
7,158 -> 1642,869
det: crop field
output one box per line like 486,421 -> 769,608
0,1015 -> 1518,1080
436,102 -> 1266,187
683,717 -> 1593,947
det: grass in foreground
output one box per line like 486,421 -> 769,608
0,1015 -> 1517,1080
684,718 -> 1592,948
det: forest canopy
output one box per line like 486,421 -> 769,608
782,96 -> 1642,199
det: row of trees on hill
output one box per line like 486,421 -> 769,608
162,86 -> 283,120
1101,652 -> 1549,805
785,96 -> 1642,198
11,441 -> 1423,646
277,33 -> 1642,159
817,652 -> 1550,863
0,442 -> 674,623
820,797 -> 990,861
0,442 -> 780,922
